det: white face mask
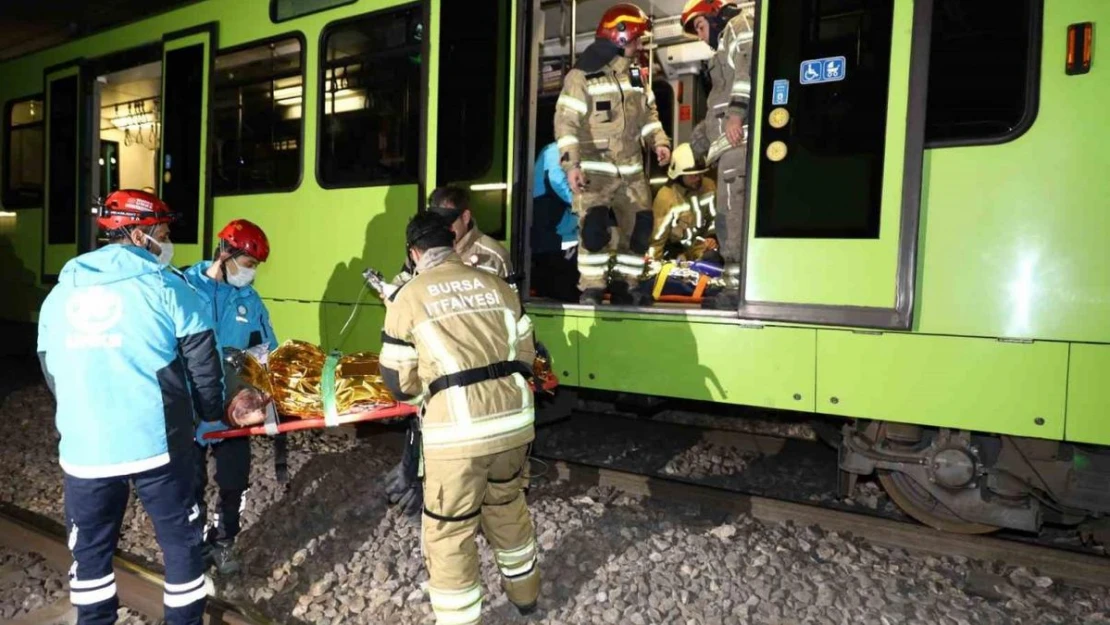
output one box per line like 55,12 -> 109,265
226,258 -> 256,288
143,233 -> 174,267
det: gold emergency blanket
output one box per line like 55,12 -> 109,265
239,340 -> 395,419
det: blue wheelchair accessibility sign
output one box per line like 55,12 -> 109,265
771,79 -> 789,105
799,56 -> 846,85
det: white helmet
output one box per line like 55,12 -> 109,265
667,143 -> 709,179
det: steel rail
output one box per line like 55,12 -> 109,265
532,454 -> 1110,590
0,505 -> 268,625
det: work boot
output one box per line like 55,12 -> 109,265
209,539 -> 240,575
701,288 -> 741,310
579,288 -> 604,305
608,281 -> 633,306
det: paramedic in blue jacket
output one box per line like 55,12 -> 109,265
37,189 -> 225,625
184,219 -> 276,575
531,141 -> 580,301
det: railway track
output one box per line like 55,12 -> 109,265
1,413 -> 1107,625
0,506 -> 265,625
530,453 -> 1110,591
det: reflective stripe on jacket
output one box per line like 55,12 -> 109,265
380,249 -> 535,461
554,53 -> 670,175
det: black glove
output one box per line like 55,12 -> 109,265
385,418 -> 422,515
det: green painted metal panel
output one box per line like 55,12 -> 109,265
213,185 -> 418,305
1065,343 -> 1110,446
321,302 -> 386,353
264,299 -> 325,347
743,0 -> 914,308
817,330 -> 1068,439
424,0 -> 440,191
529,312 -> 580,387
577,314 -> 816,411
0,211 -> 47,322
915,1 -> 1110,344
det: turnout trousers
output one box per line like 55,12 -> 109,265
63,456 -> 206,625
422,444 -> 540,625
193,437 -> 251,543
714,147 -> 747,290
574,171 -> 653,292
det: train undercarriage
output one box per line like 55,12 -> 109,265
838,421 -> 1110,538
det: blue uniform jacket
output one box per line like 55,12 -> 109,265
37,245 -> 225,479
183,261 -> 277,352
533,142 -> 579,248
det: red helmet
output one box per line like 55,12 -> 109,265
596,3 -> 652,47
681,0 -> 727,34
96,189 -> 176,231
217,219 -> 270,262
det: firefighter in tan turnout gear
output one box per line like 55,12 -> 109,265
649,142 -> 718,262
381,185 -> 517,520
380,212 -> 540,624
554,2 -> 672,306
683,0 -> 755,309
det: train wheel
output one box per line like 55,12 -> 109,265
878,470 -> 998,535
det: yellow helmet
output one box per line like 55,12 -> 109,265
667,143 -> 709,179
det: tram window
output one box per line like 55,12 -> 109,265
924,0 -> 1039,146
213,36 -> 304,195
923,0 -> 1034,145
754,0 -> 893,239
271,0 -> 355,23
435,0 -> 505,184
318,5 -> 422,188
47,77 -> 79,245
3,96 -> 45,209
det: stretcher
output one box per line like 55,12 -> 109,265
651,260 -> 724,304
203,371 -> 560,441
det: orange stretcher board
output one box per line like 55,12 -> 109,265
203,374 -> 559,440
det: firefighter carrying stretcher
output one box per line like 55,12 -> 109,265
380,212 -> 540,624
554,2 -> 672,307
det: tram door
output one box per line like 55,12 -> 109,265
159,25 -> 216,266
739,0 -> 928,329
42,63 -> 93,279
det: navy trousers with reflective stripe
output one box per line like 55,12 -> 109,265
64,455 -> 206,625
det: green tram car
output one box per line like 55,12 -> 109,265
0,0 -> 1107,536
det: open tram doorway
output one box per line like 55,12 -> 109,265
526,0 -> 734,312
95,62 -> 162,202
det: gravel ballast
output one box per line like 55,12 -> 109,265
3,384 -> 1110,625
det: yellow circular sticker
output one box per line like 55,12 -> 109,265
768,107 -> 790,129
766,141 -> 788,161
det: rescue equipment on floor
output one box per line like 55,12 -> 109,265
650,260 -> 726,303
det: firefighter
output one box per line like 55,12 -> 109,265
531,141 -> 580,302
184,219 -> 277,575
682,0 -> 755,309
383,185 -> 515,517
648,142 -> 718,263
37,189 -> 225,625
391,185 -> 513,288
554,2 -> 672,306
380,212 -> 540,624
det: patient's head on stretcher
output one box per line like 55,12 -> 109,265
226,387 -> 271,427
